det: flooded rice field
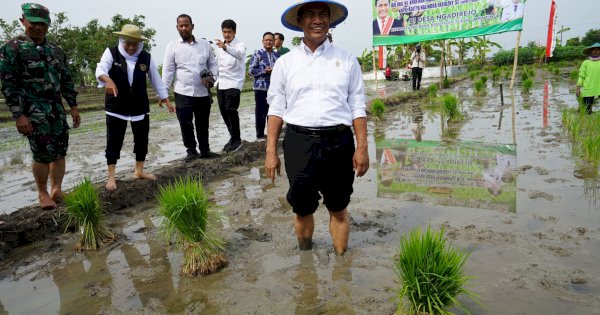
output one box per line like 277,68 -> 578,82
1,73 -> 599,314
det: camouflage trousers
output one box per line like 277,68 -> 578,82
26,105 -> 69,163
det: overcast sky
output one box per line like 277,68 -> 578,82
1,0 -> 598,63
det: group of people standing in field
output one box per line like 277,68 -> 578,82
0,1 -> 369,255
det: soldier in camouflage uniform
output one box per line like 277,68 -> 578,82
0,3 -> 81,210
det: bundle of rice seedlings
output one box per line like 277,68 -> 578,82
64,178 -> 115,251
428,84 -> 438,98
522,78 -> 533,93
474,80 -> 485,95
394,226 -> 479,315
441,93 -> 464,123
157,176 -> 227,276
480,75 -> 488,84
371,98 -> 386,117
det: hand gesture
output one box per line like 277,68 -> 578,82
104,79 -> 118,97
70,106 -> 81,128
159,98 -> 175,113
15,115 -> 33,136
265,152 -> 281,184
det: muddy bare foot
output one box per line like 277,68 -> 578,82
298,237 -> 313,251
50,190 -> 64,202
133,172 -> 156,181
39,193 -> 57,210
106,178 -> 117,191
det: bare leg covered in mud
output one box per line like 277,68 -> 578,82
329,209 -> 350,255
294,214 -> 314,251
32,161 -> 56,209
133,161 -> 156,181
106,164 -> 117,190
49,157 -> 65,202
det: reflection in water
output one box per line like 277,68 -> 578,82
327,255 -> 355,314
543,81 -> 550,128
294,251 -> 319,314
410,104 -> 425,142
52,251 -> 112,314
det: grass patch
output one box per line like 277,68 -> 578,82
562,107 -> 600,171
157,176 -> 227,276
64,178 -> 115,251
394,225 -> 479,315
570,69 -> 579,81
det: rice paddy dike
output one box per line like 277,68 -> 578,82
1,69 -> 599,314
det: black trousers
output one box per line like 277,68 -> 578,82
175,93 -> 212,154
412,67 -> 423,90
105,114 -> 149,165
583,96 -> 595,114
254,90 -> 269,138
217,87 -> 241,141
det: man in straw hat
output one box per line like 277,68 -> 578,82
95,24 -> 174,190
265,0 -> 369,255
0,3 -> 81,210
576,42 -> 600,114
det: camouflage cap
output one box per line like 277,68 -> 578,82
21,3 -> 51,25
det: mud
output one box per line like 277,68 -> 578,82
1,75 -> 600,314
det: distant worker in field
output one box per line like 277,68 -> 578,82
95,24 -> 174,190
273,32 -> 290,55
248,32 -> 280,140
0,3 -> 81,210
410,43 -> 426,90
266,0 -> 369,255
576,42 -> 600,114
162,14 -> 220,161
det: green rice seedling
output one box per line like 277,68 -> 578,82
441,93 -> 464,123
520,71 -> 529,82
553,67 -> 560,75
474,79 -> 485,95
468,71 -> 478,81
522,78 -> 533,93
394,225 -> 479,315
444,77 -> 450,89
157,176 -> 227,276
570,69 -> 579,81
64,178 -> 115,251
492,68 -> 501,81
480,75 -> 488,84
428,84 -> 438,98
371,99 -> 386,118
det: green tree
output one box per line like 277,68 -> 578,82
566,36 -> 581,46
581,29 -> 600,46
0,19 -> 20,42
291,36 -> 301,46
471,36 -> 501,65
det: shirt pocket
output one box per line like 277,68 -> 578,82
22,54 -> 46,81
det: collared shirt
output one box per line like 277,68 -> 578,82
248,48 -> 279,91
410,51 -> 426,68
275,46 -> 290,55
215,36 -> 246,90
162,37 -> 218,97
95,47 -> 168,121
267,40 -> 366,127
578,59 -> 600,97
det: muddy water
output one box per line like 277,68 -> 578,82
1,75 -> 600,314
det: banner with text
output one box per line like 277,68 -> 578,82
372,0 -> 527,46
377,139 -> 517,212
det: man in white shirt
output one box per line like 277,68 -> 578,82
162,14 -> 219,161
499,0 -> 524,22
410,43 -> 426,90
265,0 -> 369,255
215,19 -> 246,153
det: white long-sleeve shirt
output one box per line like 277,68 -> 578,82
267,40 -> 366,127
215,36 -> 246,90
162,37 -> 218,97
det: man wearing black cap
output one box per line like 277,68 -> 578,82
265,0 -> 369,255
0,3 -> 80,210
410,43 -> 426,90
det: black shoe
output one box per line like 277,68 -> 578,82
222,139 -> 234,152
200,151 -> 220,159
225,140 -> 242,153
184,152 -> 199,162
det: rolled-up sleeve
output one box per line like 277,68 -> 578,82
148,58 -> 169,100
347,56 -> 366,120
95,48 -> 112,87
267,58 -> 286,118
161,42 -> 175,89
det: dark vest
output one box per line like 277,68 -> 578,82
104,46 -> 150,116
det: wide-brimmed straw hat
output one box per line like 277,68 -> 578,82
113,24 -> 148,42
281,0 -> 348,32
584,42 -> 600,55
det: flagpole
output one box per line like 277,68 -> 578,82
509,31 -> 522,90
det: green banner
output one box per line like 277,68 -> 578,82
377,140 -> 517,212
372,0 -> 526,46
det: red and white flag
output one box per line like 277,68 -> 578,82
378,46 -> 387,69
545,0 -> 557,58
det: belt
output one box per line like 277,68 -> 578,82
288,124 -> 349,136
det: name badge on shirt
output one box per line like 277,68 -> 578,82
139,64 -> 147,72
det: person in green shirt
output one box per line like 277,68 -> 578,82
273,33 -> 290,55
576,42 -> 600,114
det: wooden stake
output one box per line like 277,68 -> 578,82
440,40 -> 445,89
373,47 -> 378,87
509,31 -> 522,90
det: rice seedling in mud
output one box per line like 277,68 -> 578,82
479,75 -> 488,84
562,108 -> 600,169
520,71 -> 529,82
492,68 -> 501,82
394,226 -> 479,315
371,98 -> 386,118
468,71 -> 478,81
570,69 -> 579,81
441,93 -> 464,123
522,78 -> 533,93
428,84 -> 438,98
157,176 -> 227,276
64,178 -> 115,251
473,79 -> 485,95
